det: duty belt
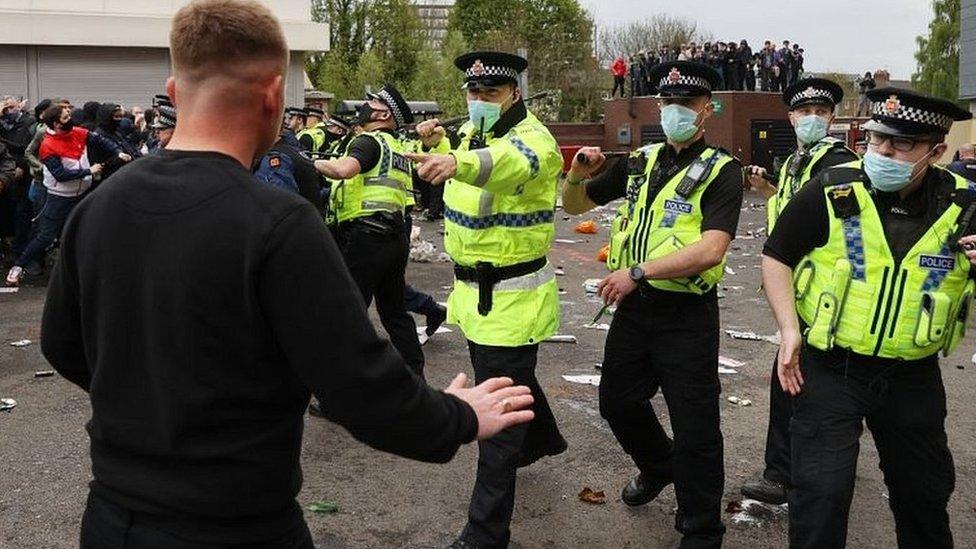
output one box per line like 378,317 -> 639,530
454,257 -> 548,316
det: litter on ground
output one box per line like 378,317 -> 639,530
574,220 -> 598,234
562,374 -> 601,386
725,266 -> 737,276
725,330 -> 780,345
0,398 -> 16,412
583,279 -> 601,294
583,323 -> 610,331
554,238 -> 578,244
578,487 -> 607,504
34,371 -> 55,378
9,339 -> 32,347
416,326 -> 452,345
719,356 -> 745,368
555,268 -> 566,276
726,499 -> 787,526
546,335 -> 578,344
0,287 -> 18,294
727,396 -> 753,407
307,500 -> 340,514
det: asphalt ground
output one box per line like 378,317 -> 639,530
2,194 -> 975,548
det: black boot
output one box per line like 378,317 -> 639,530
621,471 -> 673,506
740,475 -> 787,505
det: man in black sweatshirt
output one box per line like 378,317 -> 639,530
40,2 -> 535,548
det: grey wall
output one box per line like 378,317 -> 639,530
960,0 -> 976,99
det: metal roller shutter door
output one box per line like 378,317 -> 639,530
37,46 -> 170,109
0,46 -> 30,100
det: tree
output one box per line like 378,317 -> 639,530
596,15 -> 709,64
912,0 -> 960,102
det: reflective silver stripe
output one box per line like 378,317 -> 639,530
473,148 -> 494,187
361,200 -> 402,212
478,191 -> 494,218
456,263 -> 555,292
364,176 -> 404,189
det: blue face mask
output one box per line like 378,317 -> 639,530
468,96 -> 508,134
660,104 -> 702,143
863,149 -> 929,192
795,114 -> 829,145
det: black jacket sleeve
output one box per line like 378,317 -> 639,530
584,156 -> 629,205
257,204 -> 478,462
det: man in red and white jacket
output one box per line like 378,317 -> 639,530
5,104 -> 130,286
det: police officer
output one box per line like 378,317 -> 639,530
562,61 -> 744,548
254,115 -> 324,212
313,84 -> 425,376
149,104 -> 177,153
282,107 -> 307,148
762,88 -> 972,548
324,115 -> 353,155
740,77 -> 858,505
297,107 -> 327,152
408,51 -> 567,549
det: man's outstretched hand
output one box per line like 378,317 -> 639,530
444,373 -> 534,440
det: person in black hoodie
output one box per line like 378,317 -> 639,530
41,1 -> 535,547
81,101 -> 100,131
91,103 -> 142,183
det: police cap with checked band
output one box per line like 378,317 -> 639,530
366,83 -> 414,128
862,87 -> 971,137
783,77 -> 844,110
649,61 -> 722,98
454,51 -> 528,90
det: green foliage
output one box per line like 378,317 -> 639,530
307,0 -> 602,121
912,0 -> 961,102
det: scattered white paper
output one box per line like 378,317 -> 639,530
582,279 -> 601,294
0,287 -> 18,294
562,374 -> 601,386
554,238 -> 578,244
583,323 -> 610,331
9,339 -> 31,347
729,499 -> 788,526
719,356 -> 745,368
416,326 -> 452,346
725,330 -> 780,345
727,396 -> 753,406
554,268 -> 566,276
545,335 -> 578,344
718,366 -> 739,374
725,266 -> 737,276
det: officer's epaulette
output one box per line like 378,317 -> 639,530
826,184 -> 861,218
708,146 -> 740,165
819,165 -> 865,189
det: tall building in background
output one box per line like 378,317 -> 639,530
413,0 -> 453,48
0,1 -> 328,108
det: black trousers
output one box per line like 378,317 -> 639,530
789,346 -> 954,549
461,341 -> 566,549
337,219 -> 424,375
762,356 -> 792,486
80,492 -> 314,549
599,291 -> 725,548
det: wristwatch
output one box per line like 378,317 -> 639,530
628,265 -> 645,283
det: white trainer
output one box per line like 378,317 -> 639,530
5,266 -> 23,286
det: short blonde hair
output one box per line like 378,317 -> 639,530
170,0 -> 288,81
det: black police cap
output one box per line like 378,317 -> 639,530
366,83 -> 414,128
306,107 -> 325,119
783,78 -> 844,110
648,61 -> 721,98
454,51 -> 528,89
863,87 -> 972,137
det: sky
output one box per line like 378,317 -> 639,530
578,0 -> 934,80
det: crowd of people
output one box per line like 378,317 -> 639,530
611,39 -> 806,97
0,96 -> 179,285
